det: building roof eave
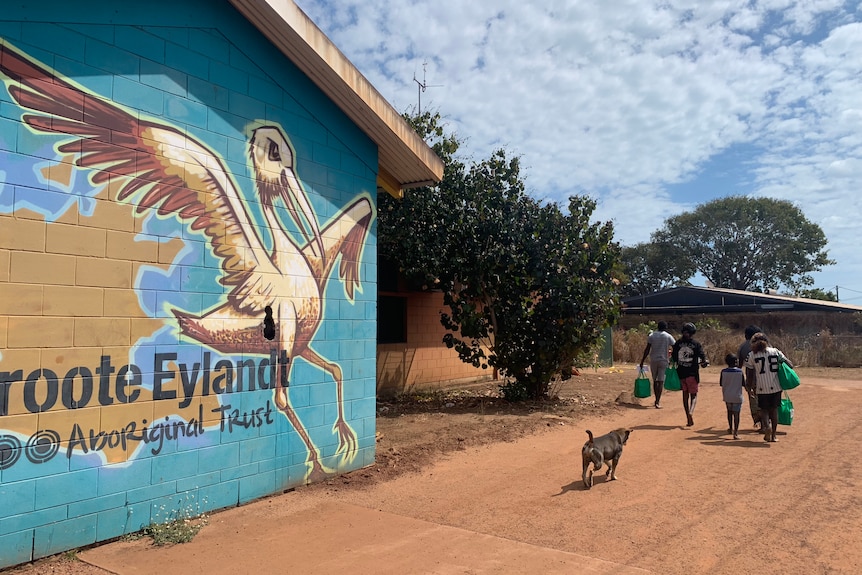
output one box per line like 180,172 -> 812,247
622,285 -> 862,314
228,0 -> 443,195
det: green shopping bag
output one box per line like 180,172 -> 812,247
778,392 -> 794,425
634,367 -> 652,398
778,362 -> 800,390
664,364 -> 681,391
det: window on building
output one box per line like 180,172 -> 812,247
378,295 -> 407,343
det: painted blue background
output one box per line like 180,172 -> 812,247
0,0 -> 379,566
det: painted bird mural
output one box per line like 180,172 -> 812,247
0,42 -> 374,480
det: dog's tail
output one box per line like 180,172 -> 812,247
585,430 -> 594,446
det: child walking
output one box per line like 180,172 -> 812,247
671,322 -> 709,427
745,333 -> 793,443
720,353 -> 745,439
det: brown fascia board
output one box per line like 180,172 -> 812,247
228,0 -> 443,196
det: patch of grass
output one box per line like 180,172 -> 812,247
61,550 -> 79,561
143,515 -> 208,546
120,530 -> 146,542
139,493 -> 210,546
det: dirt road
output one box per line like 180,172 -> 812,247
306,370 -> 862,574
10,368 -> 862,574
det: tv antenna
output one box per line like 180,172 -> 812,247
413,61 -> 442,115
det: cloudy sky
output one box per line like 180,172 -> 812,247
296,0 -> 862,303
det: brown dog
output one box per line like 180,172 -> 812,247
581,428 -> 632,489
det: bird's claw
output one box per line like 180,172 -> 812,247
305,460 -> 334,483
333,418 -> 358,464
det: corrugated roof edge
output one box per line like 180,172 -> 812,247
622,286 -> 862,313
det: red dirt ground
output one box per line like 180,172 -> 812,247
7,365 -> 862,575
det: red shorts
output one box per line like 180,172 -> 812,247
681,376 -> 699,394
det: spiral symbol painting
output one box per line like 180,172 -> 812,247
25,430 -> 60,464
0,435 -> 22,470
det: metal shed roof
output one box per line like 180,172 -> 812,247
228,0 -> 443,197
623,286 -> 862,315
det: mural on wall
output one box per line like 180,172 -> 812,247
0,41 -> 374,480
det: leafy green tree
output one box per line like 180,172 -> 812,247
619,242 -> 695,296
796,287 -> 838,301
379,111 -> 622,399
651,196 -> 834,292
377,110 -> 465,289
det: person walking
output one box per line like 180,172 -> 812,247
719,353 -> 745,439
744,332 -> 793,443
671,322 -> 710,427
639,321 -> 676,409
738,325 -> 766,429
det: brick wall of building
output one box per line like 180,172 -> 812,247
377,291 -> 495,397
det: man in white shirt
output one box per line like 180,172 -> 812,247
639,321 -> 676,408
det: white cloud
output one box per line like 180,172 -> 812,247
297,0 -> 862,295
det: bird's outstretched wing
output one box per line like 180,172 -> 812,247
0,42 -> 275,305
304,196 -> 373,301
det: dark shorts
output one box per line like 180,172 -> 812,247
681,376 -> 699,394
758,391 -> 782,410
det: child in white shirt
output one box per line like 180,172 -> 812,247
720,353 -> 745,439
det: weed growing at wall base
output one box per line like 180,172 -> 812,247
141,494 -> 210,546
143,515 -> 209,545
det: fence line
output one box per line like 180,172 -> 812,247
613,330 -> 862,368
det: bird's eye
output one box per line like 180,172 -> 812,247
268,140 -> 281,162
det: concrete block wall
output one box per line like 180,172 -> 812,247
0,1 -> 378,567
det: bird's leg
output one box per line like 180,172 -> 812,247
270,313 -> 329,481
274,348 -> 290,411
272,353 -> 331,482
299,347 -> 358,464
273,314 -> 296,412
275,394 -> 330,483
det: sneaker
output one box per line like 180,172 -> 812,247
733,433 -> 740,440
654,402 -> 662,409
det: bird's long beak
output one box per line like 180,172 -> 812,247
281,168 -> 324,259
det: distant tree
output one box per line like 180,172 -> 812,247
619,242 -> 695,296
378,111 -> 622,399
796,287 -> 838,301
652,196 -> 834,292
